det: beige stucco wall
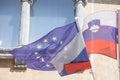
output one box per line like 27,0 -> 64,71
0,0 -> 120,80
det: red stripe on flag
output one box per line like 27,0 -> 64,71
64,61 -> 91,74
85,40 -> 117,59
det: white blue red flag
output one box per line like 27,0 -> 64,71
83,11 -> 117,59
10,22 -> 91,76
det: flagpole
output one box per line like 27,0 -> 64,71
73,0 -> 95,80
117,8 -> 120,80
75,17 -> 95,80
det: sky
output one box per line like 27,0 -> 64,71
0,0 -> 75,48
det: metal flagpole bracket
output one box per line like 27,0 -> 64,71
72,0 -> 87,7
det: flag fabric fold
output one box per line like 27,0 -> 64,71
51,24 -> 91,76
10,22 -> 91,76
82,11 -> 117,59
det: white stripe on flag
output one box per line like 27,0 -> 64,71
83,11 -> 116,31
51,32 -> 85,73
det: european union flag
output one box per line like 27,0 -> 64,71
10,22 -> 91,76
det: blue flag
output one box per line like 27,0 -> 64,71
10,22 -> 91,76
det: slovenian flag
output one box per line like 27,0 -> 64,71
82,11 -> 117,59
10,22 -> 91,76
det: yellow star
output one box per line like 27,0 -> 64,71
36,56 -> 40,59
37,45 -> 42,49
41,57 -> 45,62
43,39 -> 48,43
64,47 -> 68,51
45,64 -> 50,67
60,41 -> 63,44
34,52 -> 39,55
52,36 -> 57,41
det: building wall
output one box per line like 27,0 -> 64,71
0,0 -> 120,80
